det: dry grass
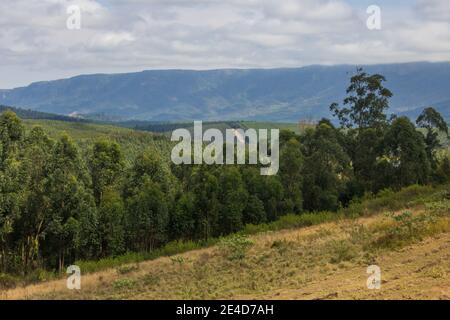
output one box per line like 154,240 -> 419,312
2,205 -> 450,300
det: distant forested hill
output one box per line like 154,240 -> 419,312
401,99 -> 450,124
0,105 -> 88,122
1,62 -> 450,123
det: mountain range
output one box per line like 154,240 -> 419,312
1,62 -> 449,123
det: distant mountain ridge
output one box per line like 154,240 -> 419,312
1,62 -> 449,123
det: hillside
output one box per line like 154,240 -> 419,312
0,105 -> 88,122
122,120 -> 303,136
401,100 -> 450,125
21,119 -> 172,166
2,62 -> 450,122
2,185 -> 449,300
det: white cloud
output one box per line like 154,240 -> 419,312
0,0 -> 450,88
416,0 -> 450,21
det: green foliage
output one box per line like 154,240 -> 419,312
112,278 -> 136,290
125,176 -> 169,251
382,117 -> 431,188
116,264 -> 139,275
280,138 -> 303,213
330,67 -> 393,130
219,234 -> 253,261
417,107 -> 448,136
98,190 -> 126,257
372,210 -> 440,249
0,273 -> 19,289
0,68 -> 448,280
218,167 -> 248,235
89,140 -> 124,206
328,240 -> 358,264
434,157 -> 450,183
302,123 -> 350,211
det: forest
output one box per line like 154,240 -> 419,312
0,68 -> 449,277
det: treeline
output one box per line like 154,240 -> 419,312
123,120 -> 244,133
0,69 -> 449,275
0,105 -> 89,123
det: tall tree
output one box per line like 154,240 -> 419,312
301,124 -> 350,212
218,167 -> 248,235
15,126 -> 54,272
125,177 -> 168,251
382,117 -> 430,188
330,67 -> 393,130
89,140 -> 124,206
416,107 -> 449,167
330,68 -> 394,194
279,137 -> 303,213
98,189 -> 125,256
0,111 -> 24,272
190,166 -> 220,241
43,134 -> 98,271
169,192 -> 196,240
0,111 -> 24,168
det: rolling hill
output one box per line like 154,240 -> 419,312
3,184 -> 449,300
1,62 -> 450,123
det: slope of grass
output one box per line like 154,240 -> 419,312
2,184 -> 449,300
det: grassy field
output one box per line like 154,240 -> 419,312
2,184 -> 449,300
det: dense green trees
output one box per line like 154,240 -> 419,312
301,123 -> 350,211
382,117 -> 430,188
416,107 -> 449,168
279,138 -> 303,213
43,134 -> 98,271
0,68 -> 448,275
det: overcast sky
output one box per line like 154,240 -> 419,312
0,0 -> 449,88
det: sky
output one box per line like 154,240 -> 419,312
0,0 -> 450,88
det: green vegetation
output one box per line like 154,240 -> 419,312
218,234 -> 253,261
0,68 -> 449,288
11,185 -> 449,300
125,120 -> 303,136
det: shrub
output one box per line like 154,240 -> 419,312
170,256 -> 186,265
116,264 -> 139,275
219,234 -> 253,261
271,239 -> 294,255
372,210 -> 439,249
112,278 -> 136,290
327,240 -> 359,263
0,273 -> 19,290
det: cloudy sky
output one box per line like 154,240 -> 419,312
0,0 -> 449,88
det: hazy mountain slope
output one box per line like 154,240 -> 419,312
1,62 -> 450,122
401,99 -> 450,123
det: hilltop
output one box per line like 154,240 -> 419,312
1,62 -> 450,123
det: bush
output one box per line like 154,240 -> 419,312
372,210 -> 438,249
112,278 -> 136,290
327,240 -> 359,264
219,234 -> 253,261
116,264 -> 139,275
271,239 -> 294,255
341,184 -> 437,218
0,273 -> 19,290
